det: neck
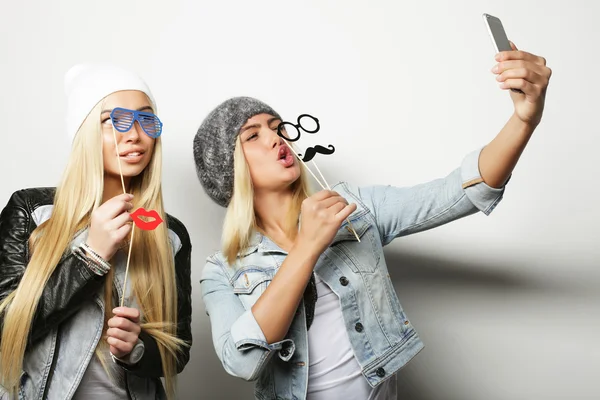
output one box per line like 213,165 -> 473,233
254,188 -> 297,248
103,173 -> 131,203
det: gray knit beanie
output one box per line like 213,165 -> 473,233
193,96 -> 282,207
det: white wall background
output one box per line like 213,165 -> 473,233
1,0 -> 598,399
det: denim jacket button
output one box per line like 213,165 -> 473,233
355,323 -> 364,332
376,367 -> 386,377
339,276 -> 349,286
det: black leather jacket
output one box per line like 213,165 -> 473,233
0,187 -> 192,378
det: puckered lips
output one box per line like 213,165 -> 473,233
277,145 -> 295,167
130,207 -> 163,230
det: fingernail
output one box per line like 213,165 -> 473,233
491,64 -> 498,73
495,74 -> 502,81
107,337 -> 115,345
498,81 -> 505,88
113,308 -> 121,313
495,53 -> 501,61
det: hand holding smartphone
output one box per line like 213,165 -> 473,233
482,13 -> 524,94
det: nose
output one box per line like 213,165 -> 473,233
270,132 -> 284,149
123,121 -> 142,143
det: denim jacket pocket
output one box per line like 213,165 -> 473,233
329,217 -> 381,274
232,267 -> 273,309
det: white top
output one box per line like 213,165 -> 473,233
307,274 -> 396,400
72,353 -> 129,400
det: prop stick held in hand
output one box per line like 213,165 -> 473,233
111,127 -> 127,195
120,224 -> 135,307
109,108 -> 165,307
111,125 -> 135,308
282,140 -> 361,242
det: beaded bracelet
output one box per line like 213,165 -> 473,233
72,246 -> 108,276
72,246 -> 105,276
72,243 -> 111,276
81,243 -> 112,274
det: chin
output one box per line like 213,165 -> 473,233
283,168 -> 301,185
106,164 -> 147,179
123,166 -> 147,178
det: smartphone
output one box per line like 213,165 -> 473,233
482,13 -> 524,94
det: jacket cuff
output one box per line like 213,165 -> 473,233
231,309 -> 296,361
460,147 -> 507,216
111,338 -> 145,367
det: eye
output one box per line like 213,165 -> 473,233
246,132 -> 258,141
101,116 -> 112,125
138,114 -> 154,122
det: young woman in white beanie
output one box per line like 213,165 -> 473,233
0,64 -> 192,399
194,45 -> 551,399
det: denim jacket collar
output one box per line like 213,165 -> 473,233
238,232 -> 287,257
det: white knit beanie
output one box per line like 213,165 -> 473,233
64,63 -> 156,141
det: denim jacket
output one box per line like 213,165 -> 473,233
200,148 -> 506,400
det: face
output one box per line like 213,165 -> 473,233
100,90 -> 157,180
239,113 -> 300,192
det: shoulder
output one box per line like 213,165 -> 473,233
166,213 -> 189,243
201,250 -> 233,281
165,213 -> 191,257
3,187 -> 56,211
330,181 -> 373,216
206,250 -> 227,268
1,187 -> 56,225
331,181 -> 360,198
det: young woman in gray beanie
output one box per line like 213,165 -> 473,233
0,64 -> 192,399
195,45 -> 551,399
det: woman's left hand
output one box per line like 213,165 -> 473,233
107,307 -> 141,358
493,42 -> 552,127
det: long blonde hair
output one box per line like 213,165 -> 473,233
222,136 -> 312,264
0,97 -> 185,398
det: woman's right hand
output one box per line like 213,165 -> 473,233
296,190 -> 357,256
86,193 -> 134,261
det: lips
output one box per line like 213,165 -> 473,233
277,145 -> 295,167
119,147 -> 146,157
278,146 -> 289,159
130,207 -> 164,231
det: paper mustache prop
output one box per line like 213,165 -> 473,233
299,144 -> 336,163
277,113 -> 360,242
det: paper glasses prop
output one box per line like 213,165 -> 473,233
277,114 -> 360,242
111,107 -> 163,138
109,107 -> 164,307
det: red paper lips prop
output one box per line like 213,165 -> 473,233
130,207 -> 163,231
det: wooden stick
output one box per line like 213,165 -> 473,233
310,159 -> 361,242
311,160 -> 330,191
111,126 -> 127,195
112,125 -> 134,307
282,140 -> 360,242
120,224 -> 135,307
